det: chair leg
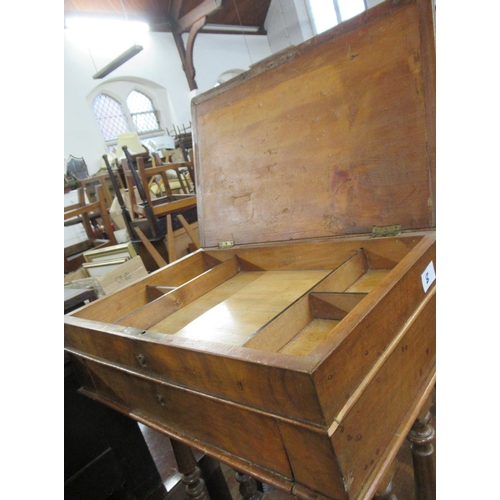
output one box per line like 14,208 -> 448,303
177,214 -> 200,248
97,187 -> 117,245
165,214 -> 177,263
235,471 -> 263,500
135,227 -> 167,268
374,480 -> 397,500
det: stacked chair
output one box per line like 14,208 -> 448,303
64,184 -> 118,273
103,146 -> 199,272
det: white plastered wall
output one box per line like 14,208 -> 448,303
265,0 -> 314,54
65,29 -> 272,174
64,1 -> 387,175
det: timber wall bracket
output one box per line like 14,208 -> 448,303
170,0 -> 225,91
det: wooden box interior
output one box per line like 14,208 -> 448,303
71,235 -> 425,357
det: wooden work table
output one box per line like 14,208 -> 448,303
64,0 -> 436,498
65,234 -> 436,500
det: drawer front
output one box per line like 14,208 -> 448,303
77,358 -> 294,480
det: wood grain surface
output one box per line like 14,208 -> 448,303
193,1 -> 434,248
151,270 -> 330,344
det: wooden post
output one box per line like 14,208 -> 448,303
170,439 -> 211,500
374,463 -> 398,500
198,455 -> 234,500
96,184 -> 118,245
177,213 -> 200,248
77,187 -> 94,239
135,227 -> 167,268
235,471 -> 263,500
165,214 -> 177,263
374,481 -> 397,500
407,411 -> 436,500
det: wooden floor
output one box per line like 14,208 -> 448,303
139,395 -> 435,500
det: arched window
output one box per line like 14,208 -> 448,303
92,94 -> 130,140
126,90 -> 160,133
91,89 -> 161,146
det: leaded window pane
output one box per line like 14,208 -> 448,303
127,90 -> 160,133
92,94 -> 130,141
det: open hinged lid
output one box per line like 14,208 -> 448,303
191,0 -> 435,249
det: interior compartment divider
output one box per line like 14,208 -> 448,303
309,293 -> 368,320
114,256 -> 241,329
311,249 -> 367,292
243,250 -> 370,352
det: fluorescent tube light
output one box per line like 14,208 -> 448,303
92,44 -> 143,79
202,24 -> 260,33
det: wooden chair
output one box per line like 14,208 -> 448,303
104,152 -> 199,270
66,154 -> 123,209
137,154 -> 200,252
121,147 -> 197,226
77,172 -> 124,209
151,151 -> 195,194
64,184 -> 117,273
121,155 -> 197,220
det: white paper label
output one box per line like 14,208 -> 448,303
421,261 -> 436,293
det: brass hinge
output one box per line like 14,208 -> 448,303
371,224 -> 401,238
218,240 -> 235,249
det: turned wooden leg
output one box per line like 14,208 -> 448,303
198,455 -> 233,500
374,464 -> 398,500
170,439 -> 211,499
407,411 -> 436,500
235,471 -> 263,500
